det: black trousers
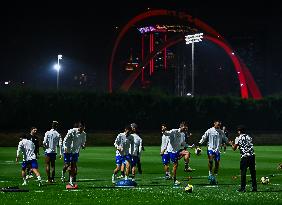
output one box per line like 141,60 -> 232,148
240,155 -> 257,190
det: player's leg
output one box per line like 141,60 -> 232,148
124,155 -> 131,180
50,156 -> 56,182
249,155 -> 257,191
112,156 -> 122,183
30,159 -> 42,186
21,162 -> 28,185
239,157 -> 247,192
45,154 -> 51,182
69,161 -> 76,186
62,153 -> 71,182
223,143 -> 227,153
162,153 -> 171,179
207,151 -> 214,178
131,156 -> 138,181
214,151 -> 221,176
170,152 -> 180,185
181,150 -> 192,172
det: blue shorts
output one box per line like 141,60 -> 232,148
22,159 -> 38,170
168,152 -> 179,163
64,153 -> 79,163
162,153 -> 170,165
116,155 -> 126,165
45,152 -> 57,160
207,149 -> 221,161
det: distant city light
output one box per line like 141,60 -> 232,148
241,83 -> 244,86
58,54 -> 63,60
231,52 -> 235,55
4,81 -> 9,85
186,93 -> 192,97
185,33 -> 203,44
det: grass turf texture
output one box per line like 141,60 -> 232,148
1,146 -> 282,204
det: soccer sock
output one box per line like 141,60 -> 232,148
125,176 -> 128,180
173,176 -> 176,182
121,171 -> 125,176
37,176 -> 42,181
23,178 -> 27,183
166,172 -> 170,176
70,176 -> 73,184
185,162 -> 189,169
209,171 -> 212,176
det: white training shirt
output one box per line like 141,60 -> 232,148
129,133 -> 142,157
160,134 -> 170,154
43,129 -> 61,154
199,127 -> 227,151
63,128 -> 86,154
114,132 -> 131,156
16,139 -> 36,161
163,129 -> 186,153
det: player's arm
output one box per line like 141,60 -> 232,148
199,130 -> 208,145
16,142 -> 22,163
43,132 -> 48,149
81,133 -> 86,149
229,137 -> 239,151
138,137 -> 143,154
63,130 -> 73,153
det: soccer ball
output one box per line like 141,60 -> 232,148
184,184 -> 193,193
195,147 -> 202,156
261,176 -> 270,184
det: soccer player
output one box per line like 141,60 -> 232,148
62,121 -> 86,186
162,121 -> 192,185
160,123 -> 171,179
43,121 -> 61,183
199,120 -> 228,183
112,125 -> 132,183
29,127 -> 40,159
230,125 -> 257,192
221,125 -> 228,153
131,122 -> 144,174
16,133 -> 42,186
129,124 -> 143,181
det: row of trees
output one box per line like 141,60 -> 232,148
0,89 -> 281,131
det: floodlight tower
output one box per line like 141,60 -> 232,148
185,33 -> 203,97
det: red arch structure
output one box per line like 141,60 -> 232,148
109,9 -> 262,99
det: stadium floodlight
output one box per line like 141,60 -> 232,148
185,33 -> 203,97
54,54 -> 63,90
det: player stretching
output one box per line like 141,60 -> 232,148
162,121 -> 192,185
16,134 -> 42,186
112,125 -> 131,183
62,121 -> 86,186
43,121 -> 61,183
199,120 -> 228,184
160,123 -> 171,179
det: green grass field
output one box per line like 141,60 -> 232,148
1,146 -> 282,204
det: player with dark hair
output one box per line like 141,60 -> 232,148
230,125 -> 257,192
199,120 -> 228,184
43,121 -> 61,183
62,121 -> 86,186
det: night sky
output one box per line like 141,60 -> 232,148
1,1 -> 281,95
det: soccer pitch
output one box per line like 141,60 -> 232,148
1,146 -> 282,205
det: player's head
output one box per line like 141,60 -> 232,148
124,125 -> 132,134
179,121 -> 188,132
130,123 -> 138,133
77,121 -> 85,133
161,123 -> 167,131
30,127 -> 37,135
52,121 -> 59,129
213,120 -> 221,129
237,125 -> 246,134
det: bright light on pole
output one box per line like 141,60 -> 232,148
185,33 -> 203,97
54,54 -> 62,90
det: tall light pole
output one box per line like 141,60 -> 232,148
185,33 -> 203,97
54,54 -> 62,90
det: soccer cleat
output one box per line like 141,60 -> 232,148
68,182 -> 75,187
117,175 -> 124,179
22,181 -> 27,186
132,178 -> 136,182
184,167 -> 193,172
112,174 -> 116,184
165,175 -> 172,180
38,180 -> 43,187
174,180 -> 181,186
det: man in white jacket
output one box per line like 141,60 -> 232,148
16,134 -> 42,186
199,120 -> 228,183
62,121 -> 86,186
43,121 -> 61,183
